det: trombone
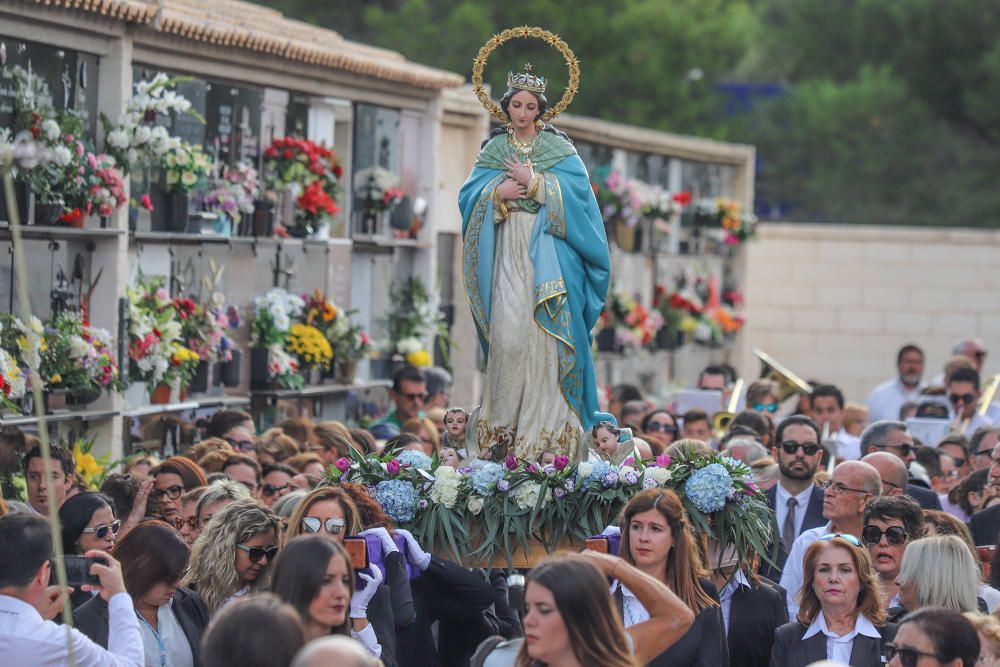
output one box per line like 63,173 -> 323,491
753,348 -> 814,403
959,373 -> 1000,432
712,378 -> 744,440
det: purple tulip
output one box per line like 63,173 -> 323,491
386,460 -> 401,476
554,455 -> 569,471
335,457 -> 351,472
504,455 -> 518,470
655,453 -> 671,468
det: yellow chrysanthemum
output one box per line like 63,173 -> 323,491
405,350 -> 432,368
50,374 -> 62,384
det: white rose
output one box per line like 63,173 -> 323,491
52,145 -> 72,166
42,120 -> 60,142
577,462 -> 594,479
133,125 -> 151,145
467,496 -> 484,515
646,467 -> 672,486
108,129 -> 129,149
68,336 -> 90,359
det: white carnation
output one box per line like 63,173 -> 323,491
52,145 -> 72,166
467,496 -> 484,515
42,120 -> 60,142
107,129 -> 129,150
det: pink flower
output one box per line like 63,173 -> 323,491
744,481 -> 760,495
554,455 -> 569,471
335,457 -> 351,472
504,455 -> 518,470
140,193 -> 154,211
655,453 -> 671,468
623,456 -> 635,467
386,460 -> 400,476
155,287 -> 169,302
87,153 -> 97,168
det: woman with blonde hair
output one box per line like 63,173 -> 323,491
184,498 -> 280,615
256,429 -> 301,465
894,535 -> 981,619
401,416 -> 440,457
965,612 -> 1000,666
614,488 -> 727,665
771,535 -> 892,667
309,421 -> 358,463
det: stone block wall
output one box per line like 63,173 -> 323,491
740,223 -> 1000,404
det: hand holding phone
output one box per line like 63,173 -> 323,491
584,537 -> 610,553
344,537 -> 369,571
82,550 -> 126,601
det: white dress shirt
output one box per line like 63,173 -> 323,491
719,570 -> 751,635
775,483 -> 815,541
866,378 -> 924,424
0,592 -> 143,667
612,582 -> 651,627
802,610 -> 880,664
137,598 -> 194,667
834,431 -> 862,461
779,522 -> 832,619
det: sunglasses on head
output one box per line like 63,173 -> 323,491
261,483 -> 289,497
645,422 -> 677,434
301,516 -> 346,535
225,437 -> 256,452
81,520 -> 121,540
172,516 -> 198,531
780,441 -> 821,456
753,403 -> 779,413
861,524 -> 908,546
236,543 -> 278,564
154,485 -> 184,500
819,532 -> 861,546
884,642 -> 942,667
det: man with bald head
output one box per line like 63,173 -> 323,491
860,420 -> 941,510
292,636 -> 377,667
861,451 -> 909,498
779,459 -> 882,618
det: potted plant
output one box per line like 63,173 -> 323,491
0,314 -> 45,411
39,312 -> 125,407
250,287 -> 306,390
377,277 -> 450,376
126,274 -> 185,403
286,322 -> 333,385
160,143 -> 212,232
203,161 -> 258,237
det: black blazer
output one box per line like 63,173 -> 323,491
769,618 -> 897,667
906,481 -> 942,510
395,555 -> 495,667
970,503 -> 1000,546
615,578 -> 729,667
73,586 -> 209,667
760,485 -> 826,582
728,578 -> 788,667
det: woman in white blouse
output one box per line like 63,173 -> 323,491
771,534 -> 896,667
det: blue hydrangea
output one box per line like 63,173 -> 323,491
374,479 -> 419,523
684,463 -> 733,514
471,463 -> 505,496
396,450 -> 433,470
577,460 -> 612,489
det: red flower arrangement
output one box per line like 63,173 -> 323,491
263,137 -> 342,236
297,181 -> 339,217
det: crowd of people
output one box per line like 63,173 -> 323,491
2,339 -> 1000,666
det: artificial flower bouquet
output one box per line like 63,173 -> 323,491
263,137 -> 342,236
597,290 -> 663,350
302,291 -> 371,364
286,323 -> 334,370
687,197 -> 758,246
39,312 -> 125,402
324,448 -> 773,572
163,143 -> 212,193
203,161 -> 259,228
380,277 -> 449,366
250,288 -> 306,389
353,166 -> 404,214
126,274 -> 186,392
0,313 -> 43,408
591,167 -> 642,229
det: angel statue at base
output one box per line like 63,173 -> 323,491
459,28 -> 610,463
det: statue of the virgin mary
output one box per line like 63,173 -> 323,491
459,53 -> 610,462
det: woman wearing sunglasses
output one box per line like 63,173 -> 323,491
640,409 -> 678,453
888,607 -> 980,667
860,496 -> 925,610
771,534 -> 896,667
271,536 -> 384,658
184,498 -> 280,615
59,492 -> 121,609
74,520 -> 209,667
284,486 -> 397,666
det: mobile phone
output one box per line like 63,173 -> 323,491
52,555 -> 106,588
584,537 -> 609,553
344,537 -> 369,571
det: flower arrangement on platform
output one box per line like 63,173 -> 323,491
286,323 -> 333,368
39,312 -> 124,398
592,167 -> 642,229
251,288 -> 307,389
163,143 -> 211,193
203,162 -> 258,226
263,137 -> 342,236
688,197 -> 758,246
88,153 -> 128,218
380,278 -> 449,365
182,297 -> 239,366
71,436 -> 119,491
0,348 -> 27,409
597,290 -> 663,350
126,274 -> 184,391
0,314 -> 44,398
353,167 -> 404,214
324,448 -> 772,572
302,291 -> 372,364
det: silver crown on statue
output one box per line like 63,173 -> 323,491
507,63 -> 547,94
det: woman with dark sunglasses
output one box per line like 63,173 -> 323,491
860,496 -> 925,611
888,607 -> 980,667
771,534 -> 896,667
74,521 -> 209,667
640,409 -> 678,453
184,499 -> 280,616
59,492 -> 121,609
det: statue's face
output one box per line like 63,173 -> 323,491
508,90 -> 540,132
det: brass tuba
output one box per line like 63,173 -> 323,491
712,378 -> 744,440
960,373 -> 1000,432
753,348 -> 814,403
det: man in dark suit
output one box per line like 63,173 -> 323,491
724,574 -> 787,667
759,415 -> 827,582
860,420 -> 942,510
970,442 -> 1000,546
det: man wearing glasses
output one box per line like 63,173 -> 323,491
374,365 -> 427,429
947,367 -> 995,438
969,438 -> 1000,546
759,415 -> 827,582
968,426 -> 1000,472
779,459 -> 882,618
860,420 -> 941,510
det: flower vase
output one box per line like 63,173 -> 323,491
287,225 -> 309,239
188,362 -> 210,394
67,386 -> 102,407
596,327 -> 619,353
655,327 -> 685,351
59,208 -> 87,229
44,389 -> 68,413
250,348 -> 272,389
164,191 -> 190,232
250,200 -> 274,237
150,384 -> 172,405
335,360 -> 358,385
124,381 -> 150,409
369,357 -> 393,380
35,196 -> 64,227
0,180 -> 30,225
219,349 -> 243,388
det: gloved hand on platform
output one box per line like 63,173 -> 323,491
350,565 -> 383,619
394,528 -> 432,571
360,526 -> 398,554
600,525 -> 621,538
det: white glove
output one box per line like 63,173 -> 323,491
360,527 -> 398,555
600,525 -> 621,538
394,528 -> 431,572
350,565 -> 383,619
